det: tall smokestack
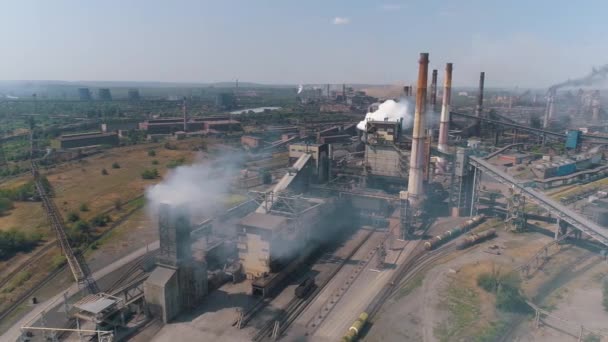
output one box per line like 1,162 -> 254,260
438,63 -> 453,154
592,90 -> 601,122
543,90 -> 555,129
327,84 -> 330,98
430,69 -> 438,111
408,53 -> 429,204
475,72 -> 485,118
342,84 -> 346,103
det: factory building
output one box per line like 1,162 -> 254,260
362,120 -> 409,182
288,143 -> 330,183
237,212 -> 293,278
203,119 -> 242,134
54,132 -> 119,149
144,204 -> 207,323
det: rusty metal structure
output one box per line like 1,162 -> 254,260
407,52 -> 429,206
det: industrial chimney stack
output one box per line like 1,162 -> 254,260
438,63 -> 453,154
592,90 -> 601,122
543,90 -> 555,129
475,72 -> 485,118
407,53 -> 430,205
430,69 -> 438,111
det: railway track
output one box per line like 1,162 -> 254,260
247,227 -> 378,341
0,265 -> 66,323
0,241 -> 57,290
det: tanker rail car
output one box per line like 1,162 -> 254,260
424,215 -> 486,250
457,228 -> 496,250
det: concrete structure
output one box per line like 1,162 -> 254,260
288,143 -> 329,182
54,132 -> 119,149
237,212 -> 292,278
438,63 -> 453,172
407,52 -> 430,205
362,120 -> 409,181
144,204 -> 208,323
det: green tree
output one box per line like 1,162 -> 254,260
141,168 -> 159,179
0,197 -> 14,215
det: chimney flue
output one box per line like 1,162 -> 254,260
438,63 -> 453,154
430,69 -> 438,111
408,53 -> 430,204
475,72 -> 485,118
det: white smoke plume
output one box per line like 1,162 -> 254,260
356,98 -> 414,131
297,84 -> 303,94
145,152 -> 242,221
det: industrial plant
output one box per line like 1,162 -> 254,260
2,11 -> 608,341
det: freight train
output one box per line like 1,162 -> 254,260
457,228 -> 496,250
294,276 -> 315,298
341,312 -> 368,342
424,214 -> 486,250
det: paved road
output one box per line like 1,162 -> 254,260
1,241 -> 160,342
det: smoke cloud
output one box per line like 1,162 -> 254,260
356,98 -> 414,131
145,152 -> 242,221
549,64 -> 608,92
297,84 -> 303,94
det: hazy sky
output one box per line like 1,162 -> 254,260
1,0 -> 607,87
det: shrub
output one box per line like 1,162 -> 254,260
79,203 -> 89,212
164,142 -> 177,150
477,273 -> 496,293
91,214 -> 110,227
0,197 -> 14,215
112,162 -> 120,169
151,160 -> 159,165
0,230 -> 41,259
477,269 -> 530,314
67,212 -> 80,222
114,198 -> 122,210
101,168 -> 109,175
166,157 -> 185,169
148,149 -> 156,157
141,168 -> 159,180
74,220 -> 90,233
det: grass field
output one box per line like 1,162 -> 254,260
0,141 -> 197,236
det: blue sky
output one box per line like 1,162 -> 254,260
1,0 -> 607,87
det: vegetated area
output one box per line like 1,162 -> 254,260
0,139 -> 201,315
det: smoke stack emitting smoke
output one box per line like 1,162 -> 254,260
356,98 -> 414,131
145,152 -> 241,222
549,64 -> 608,92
